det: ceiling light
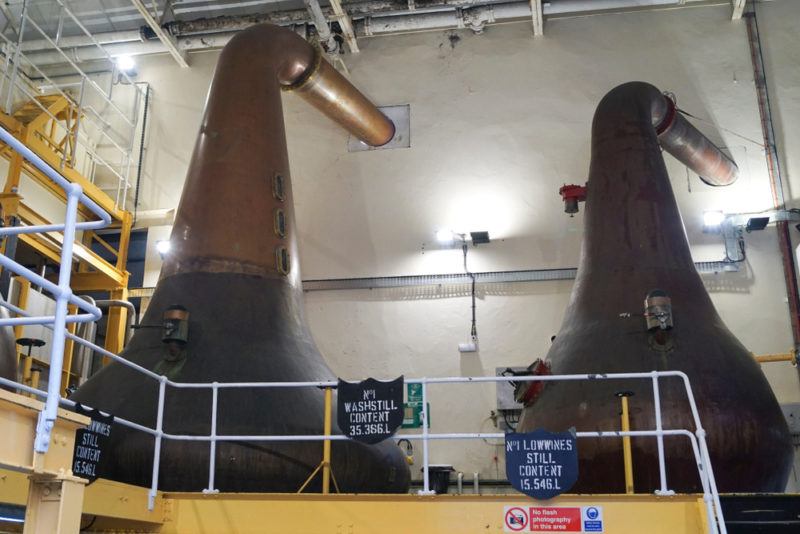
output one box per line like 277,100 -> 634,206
702,211 -> 725,233
156,240 -> 171,255
115,55 -> 136,74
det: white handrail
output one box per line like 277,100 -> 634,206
0,124 -> 108,453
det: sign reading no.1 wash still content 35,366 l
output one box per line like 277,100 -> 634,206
337,376 -> 404,444
505,429 -> 578,500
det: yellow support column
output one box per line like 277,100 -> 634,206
60,304 -> 78,394
322,386 -> 332,494
616,391 -> 635,494
103,287 -> 129,364
23,475 -> 86,534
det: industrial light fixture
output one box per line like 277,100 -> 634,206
435,228 -> 455,244
702,210 -> 725,233
115,55 -> 137,75
434,229 -> 491,247
470,231 -> 491,245
431,228 -> 492,353
745,216 -> 770,232
156,240 -> 171,257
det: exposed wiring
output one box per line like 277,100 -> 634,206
133,82 -> 150,226
676,107 -> 765,148
80,515 -> 97,532
461,238 -> 478,341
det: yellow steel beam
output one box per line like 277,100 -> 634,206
0,470 -> 166,529
103,287 -> 129,361
23,135 -> 125,221
69,272 -> 130,293
16,203 -> 129,290
160,492 -> 712,534
0,389 -> 87,475
1,469 -> 714,534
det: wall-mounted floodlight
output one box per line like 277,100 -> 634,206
115,55 -> 137,75
745,217 -> 770,232
156,240 -> 171,257
436,229 -> 456,244
470,231 -> 491,245
702,211 -> 725,233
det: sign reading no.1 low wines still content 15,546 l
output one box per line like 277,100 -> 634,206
71,404 -> 114,483
337,376 -> 404,444
505,429 -> 578,500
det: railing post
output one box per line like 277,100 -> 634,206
203,382 -> 219,494
4,0 -> 28,114
33,185 -> 81,453
418,378 -> 434,495
651,372 -> 673,495
322,386 -> 333,494
148,376 -> 167,511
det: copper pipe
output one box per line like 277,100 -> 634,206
650,91 -> 739,186
289,53 -> 395,146
161,24 -> 393,282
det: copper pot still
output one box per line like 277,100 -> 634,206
518,81 -> 793,493
72,24 -> 409,493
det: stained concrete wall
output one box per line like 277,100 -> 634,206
132,2 -> 800,488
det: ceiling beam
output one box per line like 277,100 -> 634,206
329,0 -> 359,53
731,0 -> 746,20
129,0 -> 189,67
531,0 -> 543,36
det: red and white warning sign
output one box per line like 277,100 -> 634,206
529,507 -> 581,532
504,507 -> 529,531
503,506 -> 604,532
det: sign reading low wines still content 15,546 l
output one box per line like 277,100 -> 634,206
505,429 -> 578,500
71,404 -> 114,483
337,376 -> 404,444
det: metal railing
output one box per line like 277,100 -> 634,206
0,118 -> 727,534
0,0 -> 146,210
0,124 -> 106,451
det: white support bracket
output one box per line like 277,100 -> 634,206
130,0 -> 189,67
531,0 -> 544,36
731,0 -> 746,20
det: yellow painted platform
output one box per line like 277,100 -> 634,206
0,473 -> 713,533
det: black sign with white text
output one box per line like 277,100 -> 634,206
71,404 -> 113,483
337,376 -> 404,444
505,429 -> 578,500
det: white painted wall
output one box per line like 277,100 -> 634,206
131,2 -> 800,487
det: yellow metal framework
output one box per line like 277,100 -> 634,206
0,94 -> 134,390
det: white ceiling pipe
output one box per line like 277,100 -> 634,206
20,0 -> 706,65
16,0 -> 692,55
21,32 -> 238,67
543,0 -> 681,14
20,29 -> 144,53
304,0 -> 339,52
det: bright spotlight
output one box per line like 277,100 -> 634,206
156,240 -> 171,255
436,229 -> 455,243
702,211 -> 725,232
115,55 -> 136,74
